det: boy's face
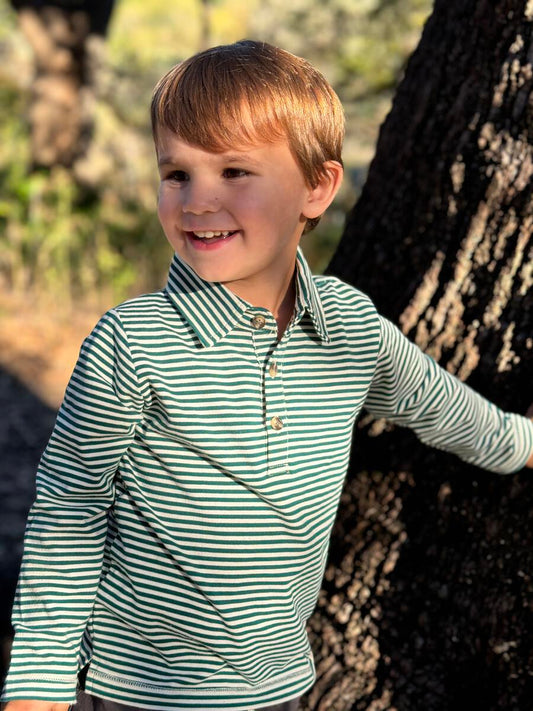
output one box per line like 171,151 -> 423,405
156,128 -> 316,305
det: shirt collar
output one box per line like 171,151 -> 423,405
164,247 -> 330,348
293,248 -> 330,343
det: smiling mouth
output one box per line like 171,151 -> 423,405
190,230 -> 238,240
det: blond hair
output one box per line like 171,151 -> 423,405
151,40 -> 344,232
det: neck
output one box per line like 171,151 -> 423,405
225,268 -> 297,339
246,273 -> 296,339
273,278 -> 296,339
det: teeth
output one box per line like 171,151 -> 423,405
193,230 -> 232,239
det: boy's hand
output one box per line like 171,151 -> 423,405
1,702 -> 70,711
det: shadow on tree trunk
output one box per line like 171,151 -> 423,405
304,422 -> 533,711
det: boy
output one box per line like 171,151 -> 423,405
2,40 -> 533,711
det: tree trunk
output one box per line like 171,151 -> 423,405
307,1 -> 533,709
10,0 -> 114,170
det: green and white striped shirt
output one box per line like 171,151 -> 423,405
3,250 -> 533,710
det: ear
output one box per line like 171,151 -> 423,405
303,161 -> 344,220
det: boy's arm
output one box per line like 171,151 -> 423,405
364,316 -> 533,474
1,310 -> 146,706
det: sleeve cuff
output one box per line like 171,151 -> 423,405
503,413 -> 533,473
2,646 -> 79,704
1,674 -> 78,704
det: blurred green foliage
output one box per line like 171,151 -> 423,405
0,0 -> 431,310
249,0 -> 430,99
0,71 -> 167,309
108,0 -> 255,71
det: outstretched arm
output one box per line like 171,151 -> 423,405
365,316 -> 533,474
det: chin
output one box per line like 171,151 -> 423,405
191,266 -> 231,283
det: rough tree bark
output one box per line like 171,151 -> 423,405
305,1 -> 533,709
10,0 -> 115,170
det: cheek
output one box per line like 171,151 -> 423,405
270,186 -> 308,221
238,187 -> 283,215
157,191 -> 175,225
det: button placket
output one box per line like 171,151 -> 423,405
248,310 -> 289,474
264,345 -> 289,475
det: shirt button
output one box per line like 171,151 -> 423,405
269,361 -> 278,378
270,416 -> 284,431
251,314 -> 266,329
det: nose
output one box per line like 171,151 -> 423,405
181,178 -> 219,215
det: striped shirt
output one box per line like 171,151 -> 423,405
3,249 -> 533,710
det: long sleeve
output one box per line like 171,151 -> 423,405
365,316 -> 533,474
2,310 -> 146,703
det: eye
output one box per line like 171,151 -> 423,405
164,170 -> 189,182
222,168 -> 249,179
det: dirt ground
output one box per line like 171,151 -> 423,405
0,293 -> 103,409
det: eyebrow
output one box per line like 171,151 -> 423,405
222,154 -> 261,165
157,155 -> 176,167
157,152 -> 262,168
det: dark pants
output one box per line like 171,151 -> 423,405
72,688 -> 300,711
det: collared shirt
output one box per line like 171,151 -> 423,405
3,250 -> 533,710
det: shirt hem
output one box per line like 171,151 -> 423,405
85,656 -> 314,708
